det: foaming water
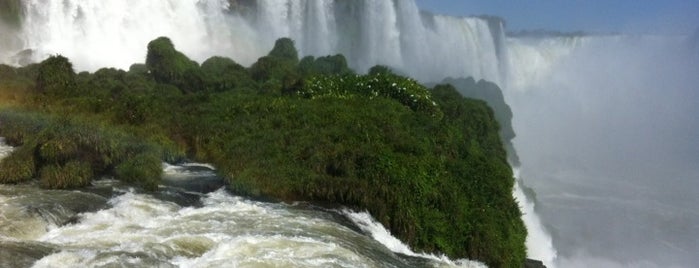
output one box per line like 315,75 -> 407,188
15,188 -> 475,267
343,210 -> 486,268
0,153 -> 483,267
0,138 -> 13,159
512,168 -> 556,268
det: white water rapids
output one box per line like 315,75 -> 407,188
0,139 -> 484,268
2,0 -> 698,267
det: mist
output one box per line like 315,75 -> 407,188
506,35 -> 699,267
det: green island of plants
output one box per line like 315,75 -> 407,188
0,37 -> 526,267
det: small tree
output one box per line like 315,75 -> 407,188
201,56 -> 254,92
268,37 -> 299,64
249,38 -> 301,93
36,55 -> 77,96
145,37 -> 201,92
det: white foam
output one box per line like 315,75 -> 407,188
513,168 -> 557,267
23,189 -> 415,267
162,162 -> 217,179
343,209 -> 486,268
0,137 -> 14,160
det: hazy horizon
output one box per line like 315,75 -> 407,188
416,0 -> 699,35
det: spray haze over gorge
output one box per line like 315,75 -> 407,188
1,0 -> 698,267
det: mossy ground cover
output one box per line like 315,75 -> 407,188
0,37 -> 525,267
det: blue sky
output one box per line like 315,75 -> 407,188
415,0 -> 699,34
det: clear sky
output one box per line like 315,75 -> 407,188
415,0 -> 699,35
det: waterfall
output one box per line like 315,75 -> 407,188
505,34 -> 699,267
3,0 -> 505,85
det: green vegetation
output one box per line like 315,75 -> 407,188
146,37 -> 202,92
298,54 -> 353,76
36,55 -> 77,96
437,77 -> 520,166
0,110 -> 183,190
0,37 -> 525,267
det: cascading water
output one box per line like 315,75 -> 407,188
505,34 -> 699,268
1,138 -> 485,267
6,1 -> 696,267
1,0 -> 504,84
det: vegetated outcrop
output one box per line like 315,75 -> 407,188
0,37 -> 526,267
436,77 -> 520,166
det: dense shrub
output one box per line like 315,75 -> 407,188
298,54 -> 353,76
39,161 -> 92,189
267,37 -> 299,64
249,38 -> 301,93
438,77 -> 520,165
115,152 -> 162,191
146,37 -> 202,92
0,146 -> 35,183
0,110 -> 178,190
36,55 -> 77,96
200,56 -> 254,92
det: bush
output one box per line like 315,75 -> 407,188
36,55 -> 77,96
115,152 -> 162,191
249,38 -> 302,94
146,37 -> 201,92
267,38 -> 299,64
0,109 -> 176,190
39,161 -> 92,189
0,146 -> 35,183
298,54 -> 353,77
38,136 -> 78,163
200,56 -> 254,92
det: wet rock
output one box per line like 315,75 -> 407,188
0,241 -> 55,268
525,258 -> 547,268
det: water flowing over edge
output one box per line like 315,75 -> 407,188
513,168 -> 557,268
2,137 -> 487,267
342,210 -> 486,268
2,0 -> 506,84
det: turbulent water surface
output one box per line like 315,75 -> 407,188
2,1 -> 698,267
0,139 -> 483,268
